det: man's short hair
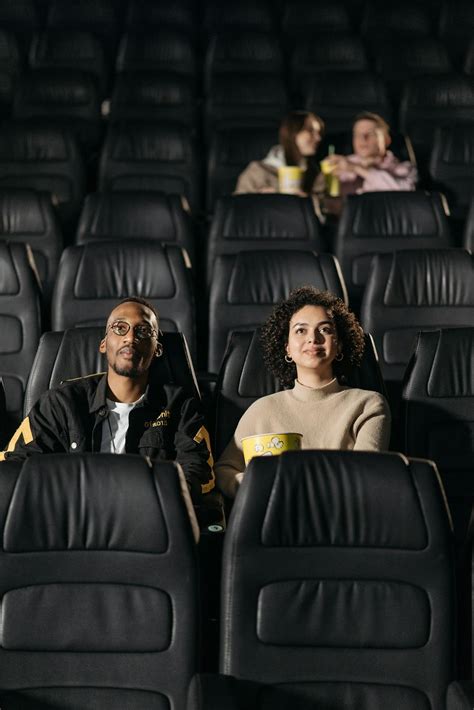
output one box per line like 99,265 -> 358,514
353,111 -> 390,135
114,296 -> 159,324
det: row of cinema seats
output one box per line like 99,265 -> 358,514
0,80 -> 473,218
1,447 -> 474,707
0,189 -> 473,434
2,312 -> 474,548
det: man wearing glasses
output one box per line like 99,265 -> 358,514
1,297 -> 218,521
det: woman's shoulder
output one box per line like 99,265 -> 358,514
242,390 -> 289,415
339,386 -> 389,409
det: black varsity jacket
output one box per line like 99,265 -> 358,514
1,373 -> 215,503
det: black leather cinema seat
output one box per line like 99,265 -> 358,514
109,72 -> 197,125
0,122 -> 86,232
219,450 -> 455,709
51,240 -> 196,355
304,71 -> 391,134
204,74 -> 288,133
29,30 -> 108,97
361,1 -> 433,40
203,0 -> 274,33
214,330 -> 385,458
0,0 -> 38,51
46,0 -> 119,58
208,250 -> 347,373
116,29 -> 197,78
334,191 -> 454,307
439,0 -> 474,67
99,121 -> 200,212
207,194 -> 325,283
0,242 -> 41,434
126,0 -> 196,30
361,249 -> 474,385
290,34 -> 368,91
399,75 -> 474,165
0,188 -> 62,304
402,327 -> 474,511
23,328 -> 199,416
0,453 -> 199,708
429,124 -> 474,222
463,195 -> 474,251
204,31 -> 284,92
206,123 -> 278,211
282,0 -> 351,37
76,191 -> 195,264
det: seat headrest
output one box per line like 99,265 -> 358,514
0,242 -> 20,294
350,192 -> 445,236
0,189 -> 48,234
0,123 -> 70,160
258,451 -> 428,549
109,123 -> 189,162
427,328 -> 474,397
3,454 -> 169,552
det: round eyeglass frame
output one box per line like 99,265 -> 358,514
106,320 -> 158,341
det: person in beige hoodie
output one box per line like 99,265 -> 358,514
216,287 -> 391,498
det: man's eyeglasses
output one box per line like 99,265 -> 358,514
107,320 -> 157,341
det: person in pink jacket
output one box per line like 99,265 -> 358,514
327,112 -> 417,195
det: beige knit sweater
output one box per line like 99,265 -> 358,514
216,378 -> 391,498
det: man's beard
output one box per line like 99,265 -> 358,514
111,362 -> 143,379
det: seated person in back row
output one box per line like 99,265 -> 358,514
326,111 -> 417,195
216,287 -> 391,499
1,297 -> 220,527
235,110 -> 326,199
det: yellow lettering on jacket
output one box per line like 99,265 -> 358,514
144,409 -> 171,428
193,426 -> 215,493
0,417 -> 34,460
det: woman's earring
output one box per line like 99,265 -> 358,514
335,352 -> 344,362
155,343 -> 163,358
284,354 -> 293,363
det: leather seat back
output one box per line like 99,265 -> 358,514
361,249 -> 474,384
221,450 -> 454,709
116,29 -> 197,78
109,72 -> 197,124
208,250 -> 347,373
429,124 -> 474,220
0,453 -> 198,708
51,240 -> 195,355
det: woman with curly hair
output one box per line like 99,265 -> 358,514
216,286 -> 391,498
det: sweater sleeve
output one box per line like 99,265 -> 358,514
362,163 -> 417,192
352,392 -> 391,452
235,161 -> 276,194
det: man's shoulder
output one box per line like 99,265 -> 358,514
58,372 -> 106,393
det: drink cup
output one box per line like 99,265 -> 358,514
278,166 -> 303,194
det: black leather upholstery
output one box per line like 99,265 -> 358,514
0,121 -> 86,230
206,124 -> 278,211
361,249 -> 474,384
0,29 -> 21,76
207,195 -> 325,283
399,75 -> 474,164
334,191 -> 454,306
30,30 -> 107,89
0,0 -> 38,50
109,72 -> 197,124
361,2 -> 432,38
374,38 -> 452,100
76,191 -> 195,264
282,1 -> 351,36
463,195 -> 474,251
213,330 -> 386,458
0,377 -> 6,447
0,188 -> 62,304
439,0 -> 474,67
116,30 -> 197,78
429,125 -> 474,220
0,242 -> 41,431
46,0 -> 119,56
220,450 -> 454,709
204,74 -> 288,132
208,250 -> 347,373
204,31 -> 284,92
99,121 -> 200,212
51,240 -> 195,354
126,0 -> 195,29
291,34 -> 368,89
304,71 -> 391,134
402,328 -> 474,503
23,328 -> 199,416
203,0 -> 274,32
0,453 -> 198,708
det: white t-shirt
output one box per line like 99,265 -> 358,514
100,395 -> 145,454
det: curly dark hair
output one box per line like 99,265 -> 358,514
260,286 -> 365,388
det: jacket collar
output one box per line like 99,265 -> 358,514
88,372 -> 162,414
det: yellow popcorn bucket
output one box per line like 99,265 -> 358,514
278,166 -> 303,194
241,432 -> 303,465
